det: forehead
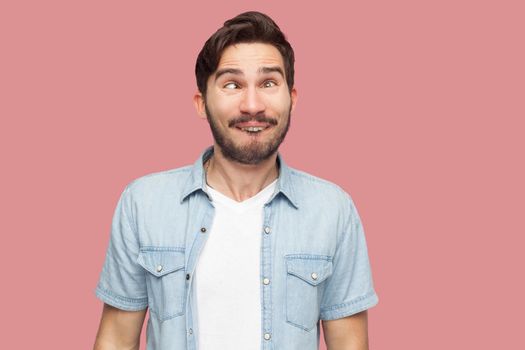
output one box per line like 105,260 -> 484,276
217,42 -> 284,71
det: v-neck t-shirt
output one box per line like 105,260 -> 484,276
194,179 -> 277,349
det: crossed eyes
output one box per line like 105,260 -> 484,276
223,80 -> 277,89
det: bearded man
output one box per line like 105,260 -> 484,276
93,11 -> 378,350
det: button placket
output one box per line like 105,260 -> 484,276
261,205 -> 274,347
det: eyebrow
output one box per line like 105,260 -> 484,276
214,66 -> 285,82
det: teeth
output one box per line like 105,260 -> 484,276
241,126 -> 266,132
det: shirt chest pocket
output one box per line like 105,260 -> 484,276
285,255 -> 333,331
138,249 -> 187,321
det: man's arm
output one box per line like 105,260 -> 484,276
93,303 -> 147,350
322,310 -> 369,350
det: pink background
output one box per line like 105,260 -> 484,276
1,0 -> 524,349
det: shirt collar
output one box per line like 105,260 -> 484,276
180,146 -> 299,209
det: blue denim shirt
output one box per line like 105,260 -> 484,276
95,146 -> 378,350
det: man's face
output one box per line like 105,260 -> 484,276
195,42 -> 297,165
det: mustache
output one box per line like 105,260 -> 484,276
228,114 -> 278,128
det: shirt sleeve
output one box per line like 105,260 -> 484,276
319,195 -> 379,320
95,184 -> 148,311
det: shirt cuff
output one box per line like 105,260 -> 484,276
319,291 -> 379,320
95,285 -> 149,311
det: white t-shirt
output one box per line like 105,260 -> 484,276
194,179 -> 277,350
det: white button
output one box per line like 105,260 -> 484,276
263,278 -> 270,285
264,226 -> 271,234
311,272 -> 318,280
264,333 -> 271,340
188,328 -> 193,335
156,265 -> 163,273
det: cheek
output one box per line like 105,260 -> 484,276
270,95 -> 292,114
208,94 -> 239,114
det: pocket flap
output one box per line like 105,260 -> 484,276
138,249 -> 185,277
286,256 -> 333,286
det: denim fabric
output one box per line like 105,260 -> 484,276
95,146 -> 378,350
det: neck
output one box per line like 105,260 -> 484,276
205,145 -> 279,202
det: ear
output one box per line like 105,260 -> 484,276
290,87 -> 298,112
193,91 -> 207,120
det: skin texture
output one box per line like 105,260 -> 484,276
93,304 -> 146,350
94,42 -> 370,348
322,311 -> 370,350
193,42 -> 298,202
204,97 -> 292,165
198,43 -> 295,165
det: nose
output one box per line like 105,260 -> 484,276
239,86 -> 266,116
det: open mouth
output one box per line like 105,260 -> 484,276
237,126 -> 269,134
234,123 -> 273,135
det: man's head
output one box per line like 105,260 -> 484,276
193,11 -> 298,165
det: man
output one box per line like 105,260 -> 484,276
93,11 -> 378,350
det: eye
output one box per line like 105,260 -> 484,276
263,80 -> 277,88
223,82 -> 239,89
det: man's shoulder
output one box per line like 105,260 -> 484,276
288,167 -> 342,188
286,166 -> 353,205
123,164 -> 193,198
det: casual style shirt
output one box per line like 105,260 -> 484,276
194,180 -> 276,349
95,146 -> 379,350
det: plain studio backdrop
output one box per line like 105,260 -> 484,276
1,1 -> 523,349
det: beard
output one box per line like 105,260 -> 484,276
204,102 -> 292,165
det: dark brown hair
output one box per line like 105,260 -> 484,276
195,11 -> 295,98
